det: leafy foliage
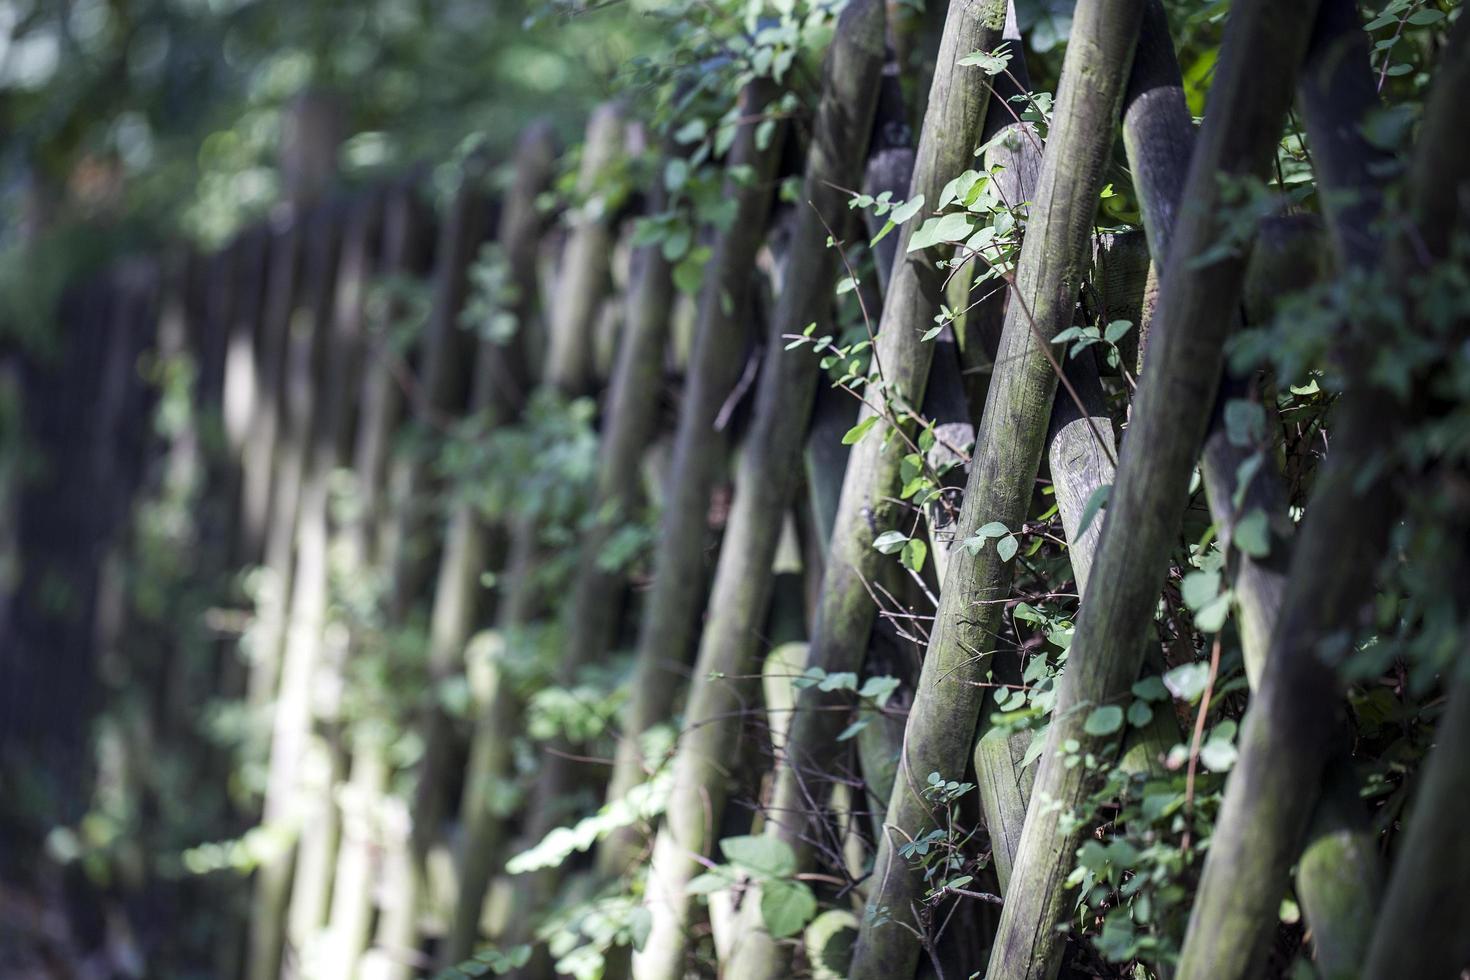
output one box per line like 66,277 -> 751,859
11,1 -> 1470,978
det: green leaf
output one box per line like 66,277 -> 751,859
660,225 -> 691,262
957,43 -> 1011,75
869,219 -> 896,247
872,530 -> 908,555
1194,593 -> 1232,633
1103,319 -> 1132,344
901,537 -> 928,573
630,217 -> 666,247
1013,601 -> 1044,623
1163,662 -> 1211,703
907,212 -> 973,252
936,171 -> 980,211
817,671 -> 858,692
1224,398 -> 1265,447
674,118 -> 708,144
835,275 -> 860,296
687,869 -> 736,894
1132,676 -> 1169,702
997,534 -> 1019,562
857,675 -> 900,706
720,835 -> 796,878
1126,700 -> 1154,728
1142,789 -> 1182,822
936,176 -> 961,212
674,247 -> 711,295
1076,839 -> 1109,872
628,906 -> 652,952
1233,453 -> 1264,510
842,414 -> 881,445
755,117 -> 777,151
966,521 -> 1009,548
1199,738 -> 1238,772
1181,570 -> 1222,611
761,879 -> 818,939
1232,508 -> 1271,558
1359,105 -> 1412,153
792,666 -> 826,689
1077,483 -> 1111,535
714,119 -> 737,157
889,194 -> 924,225
1019,728 -> 1048,769
1084,705 -> 1125,736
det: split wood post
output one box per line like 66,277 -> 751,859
590,74 -> 788,878
985,2 -> 1323,976
246,202 -> 346,980
445,104 -> 627,967
364,125 -> 557,980
1177,11 -> 1469,976
1122,4 -> 1386,971
630,5 -> 889,975
847,1 -> 1144,976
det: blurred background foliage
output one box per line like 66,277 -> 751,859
0,0 -> 1241,354
2,0 -> 1464,977
0,0 -> 668,349
0,0 -> 1441,337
